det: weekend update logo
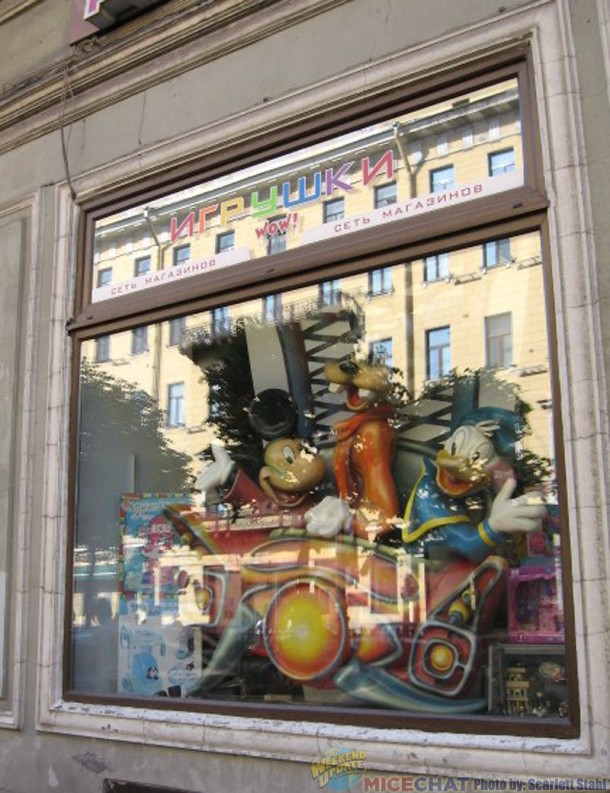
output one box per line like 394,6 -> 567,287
309,749 -> 609,792
310,748 -> 366,791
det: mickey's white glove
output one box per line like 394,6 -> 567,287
305,496 -> 353,538
196,445 -> 235,494
488,478 -> 547,535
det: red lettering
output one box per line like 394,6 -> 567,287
198,204 -> 218,234
170,211 -> 195,243
362,149 -> 395,186
277,215 -> 291,234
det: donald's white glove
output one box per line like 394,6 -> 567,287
488,478 -> 546,535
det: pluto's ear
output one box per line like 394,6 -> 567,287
474,420 -> 500,438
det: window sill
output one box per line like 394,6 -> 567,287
36,697 -> 593,777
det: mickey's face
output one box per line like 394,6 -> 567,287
259,438 -> 326,507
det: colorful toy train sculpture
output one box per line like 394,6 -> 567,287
162,357 -> 549,712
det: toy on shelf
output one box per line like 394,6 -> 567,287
508,564 -> 564,643
324,355 -> 399,539
488,643 -> 568,718
402,407 -> 547,563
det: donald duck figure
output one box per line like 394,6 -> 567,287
402,407 -> 547,562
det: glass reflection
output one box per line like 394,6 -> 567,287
90,79 -> 523,305
72,231 -> 569,722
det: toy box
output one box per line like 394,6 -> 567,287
507,564 -> 564,643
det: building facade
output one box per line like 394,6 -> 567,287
0,1 -> 609,791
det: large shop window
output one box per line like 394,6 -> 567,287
67,58 -> 577,736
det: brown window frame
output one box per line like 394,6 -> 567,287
65,47 -> 580,739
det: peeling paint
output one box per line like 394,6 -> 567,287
73,751 -> 111,774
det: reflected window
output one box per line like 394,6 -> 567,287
267,217 -> 287,255
489,148 -> 516,176
319,279 -> 340,307
486,312 -> 513,368
484,238 -> 511,268
263,294 -> 282,322
95,335 -> 110,362
216,231 -> 235,254
131,327 -> 148,355
426,326 -> 451,379
430,166 -> 455,193
369,267 -> 392,296
169,317 -> 186,346
370,338 -> 393,368
167,383 -> 185,427
97,268 -> 112,287
489,117 -> 501,140
212,306 -> 231,336
135,256 -> 151,277
323,198 -> 345,223
374,183 -> 397,208
424,253 -> 450,282
173,245 -> 190,266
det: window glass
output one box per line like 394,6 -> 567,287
426,326 -> 451,379
169,317 -> 186,347
216,231 -> 235,254
173,245 -> 190,267
486,312 -> 513,368
489,149 -> 516,176
167,382 -> 185,427
370,337 -> 394,368
263,294 -> 282,323
323,198 -> 345,223
319,279 -> 340,307
71,230 -> 570,728
95,335 -> 110,363
131,327 -> 148,356
430,165 -> 455,193
484,238 -> 512,268
97,268 -> 112,287
211,306 -> 231,336
369,267 -> 393,296
135,257 -> 151,277
88,79 -> 524,305
424,253 -> 450,282
374,182 -> 397,208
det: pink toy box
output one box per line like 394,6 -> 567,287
507,564 -> 564,643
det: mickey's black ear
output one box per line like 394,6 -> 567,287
248,388 -> 297,440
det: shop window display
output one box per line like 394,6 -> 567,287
68,66 -> 574,732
